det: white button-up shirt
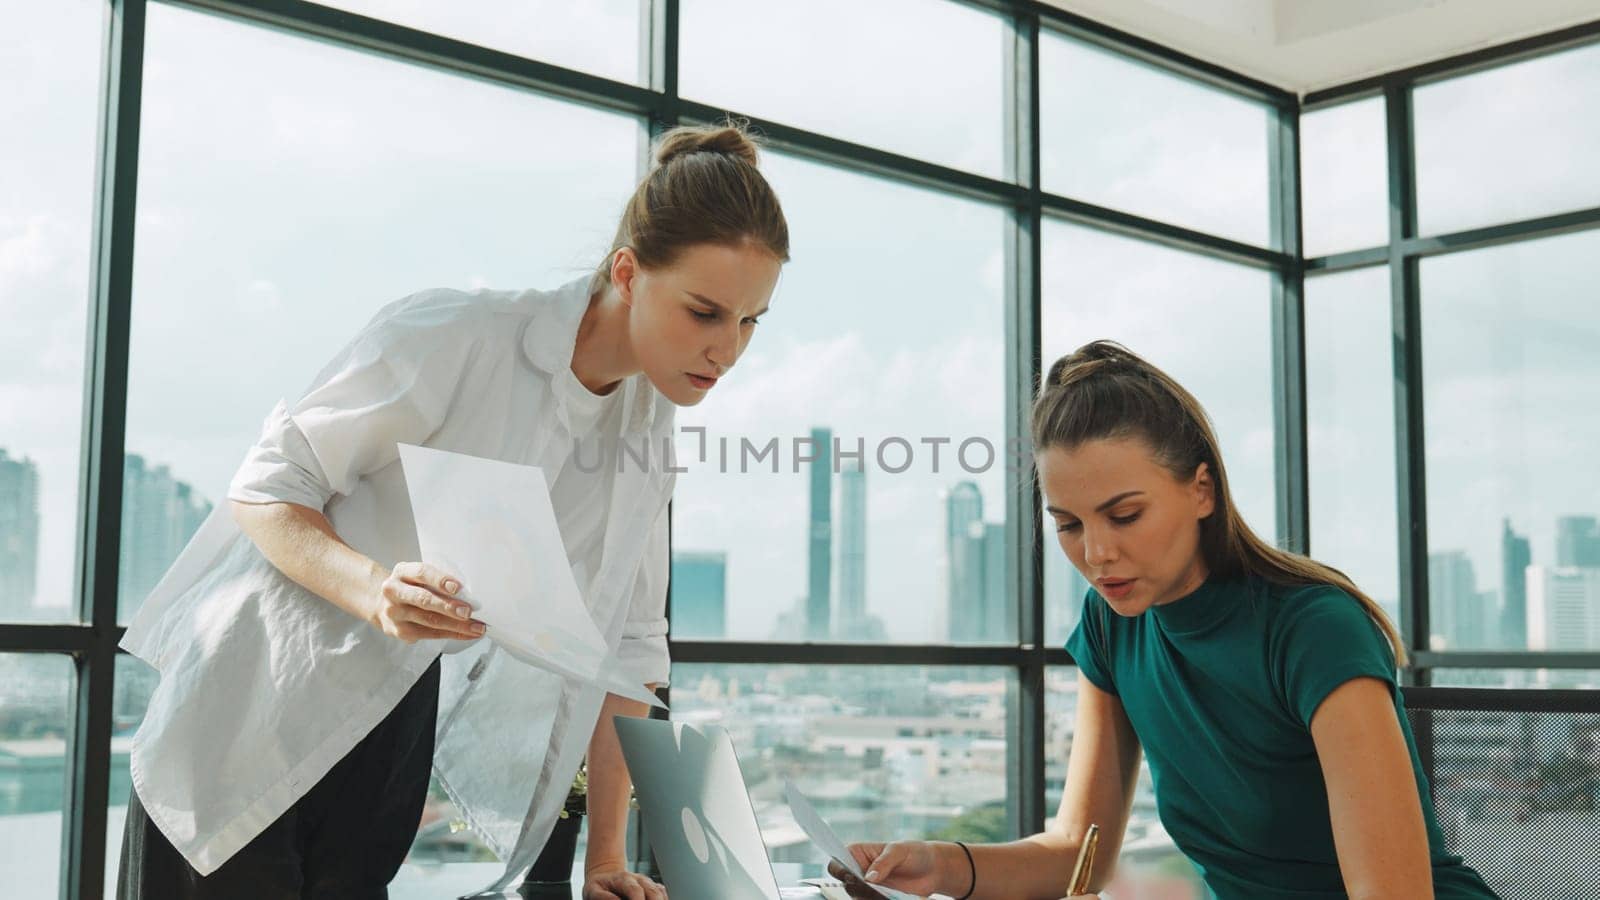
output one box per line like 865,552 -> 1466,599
121,275 -> 677,890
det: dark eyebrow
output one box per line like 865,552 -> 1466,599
1044,491 -> 1145,518
688,291 -> 769,318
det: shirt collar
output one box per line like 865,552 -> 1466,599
521,274 -> 665,436
1148,573 -> 1242,634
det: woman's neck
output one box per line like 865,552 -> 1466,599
1157,557 -> 1211,607
571,282 -> 637,395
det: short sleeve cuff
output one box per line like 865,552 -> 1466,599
227,402 -> 337,511
616,618 -> 670,687
1295,665 -> 1397,727
1066,617 -> 1117,696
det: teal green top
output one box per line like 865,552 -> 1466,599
1066,574 -> 1498,900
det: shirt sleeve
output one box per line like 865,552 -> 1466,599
615,501 -> 671,687
228,296 -> 479,510
1272,586 -> 1399,728
1066,588 -> 1118,696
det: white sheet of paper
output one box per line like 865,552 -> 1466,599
785,781 -> 920,900
400,443 -> 664,709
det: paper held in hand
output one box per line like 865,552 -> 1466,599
399,443 -> 665,710
785,780 -> 924,900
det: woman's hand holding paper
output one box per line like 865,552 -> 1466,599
369,560 -> 486,643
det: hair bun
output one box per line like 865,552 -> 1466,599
1045,340 -> 1147,387
654,122 -> 762,168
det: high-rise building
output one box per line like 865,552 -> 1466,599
981,523 -> 1007,641
671,551 -> 727,640
1555,516 -> 1600,568
1526,565 -> 1600,651
837,460 -> 867,637
944,483 -> 1011,642
806,427 -> 833,641
0,449 -> 41,622
118,454 -> 212,622
946,482 -> 985,641
1500,519 -> 1532,650
1429,550 -> 1489,650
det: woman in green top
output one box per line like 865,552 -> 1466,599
832,342 -> 1498,900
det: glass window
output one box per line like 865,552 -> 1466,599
671,153 -> 1008,645
0,654 -> 74,899
1039,31 -> 1271,247
1,0 -> 102,625
1431,669 -> 1600,690
1306,266 -> 1400,624
1414,40 -> 1600,236
1301,97 -> 1388,257
680,0 -> 1006,178
1045,668 -> 1207,899
121,3 -> 639,623
314,0 -> 644,85
671,664 -> 1015,863
1422,230 -> 1600,652
1040,220 -> 1277,644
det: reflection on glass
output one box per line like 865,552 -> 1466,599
1,0 -> 101,625
111,656 -> 524,897
1301,97 -> 1388,257
1040,220 -> 1277,643
314,0 -> 643,84
1415,40 -> 1600,236
1045,668 -> 1206,899
680,0 -> 1006,177
1422,230 -> 1600,652
123,3 -> 638,623
670,664 -> 1014,865
1039,31 -> 1270,247
0,654 -> 74,899
672,153 -> 1008,645
1306,267 -> 1399,624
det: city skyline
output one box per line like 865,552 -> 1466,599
0,447 -> 212,628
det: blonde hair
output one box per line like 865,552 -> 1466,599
1032,340 -> 1407,666
595,121 -> 790,286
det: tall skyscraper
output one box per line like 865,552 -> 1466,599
1500,519 -> 1532,650
806,427 -> 833,641
1429,550 -> 1488,650
982,523 -> 1007,641
0,449 -> 41,622
671,551 -> 727,640
1526,565 -> 1600,651
944,482 -> 1010,642
118,454 -> 212,622
1556,516 -> 1600,568
946,482 -> 985,641
837,460 -> 867,636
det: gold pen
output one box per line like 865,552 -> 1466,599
1066,823 -> 1100,896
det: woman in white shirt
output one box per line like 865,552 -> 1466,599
117,123 -> 788,900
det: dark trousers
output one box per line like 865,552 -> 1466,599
118,659 -> 441,899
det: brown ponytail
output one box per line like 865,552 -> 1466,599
1033,341 -> 1408,666
595,121 -> 789,286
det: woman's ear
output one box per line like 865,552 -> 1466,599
1192,462 -> 1216,519
609,247 -> 639,308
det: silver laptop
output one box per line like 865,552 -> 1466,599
614,716 -> 785,900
